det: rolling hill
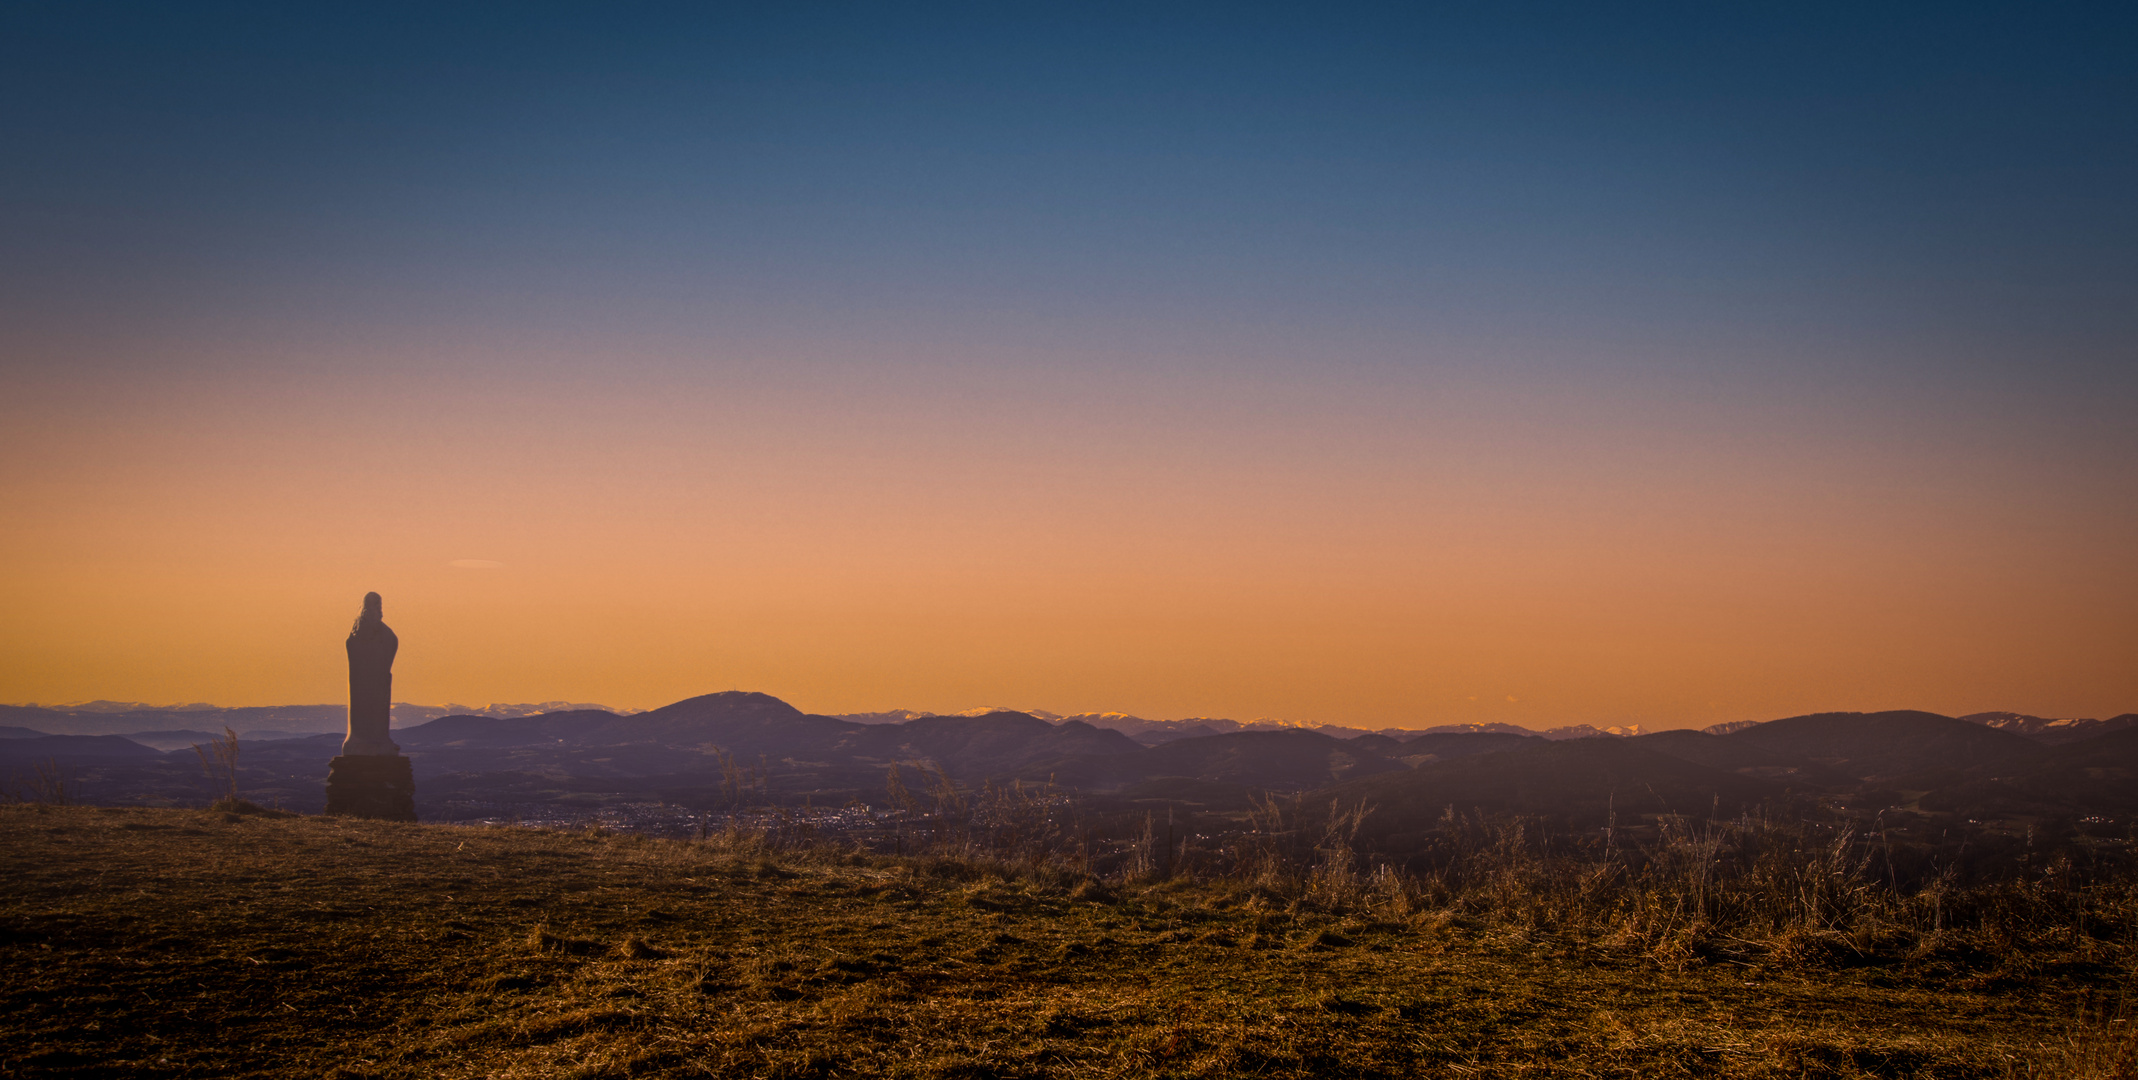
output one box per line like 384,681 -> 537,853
1047,729 -> 1406,794
1338,736 -> 1782,851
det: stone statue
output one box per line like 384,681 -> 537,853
342,592 -> 400,756
325,591 -> 416,820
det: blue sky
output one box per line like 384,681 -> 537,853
7,1 -> 2134,367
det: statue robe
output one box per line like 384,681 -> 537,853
343,618 -> 400,756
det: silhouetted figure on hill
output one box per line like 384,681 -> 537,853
342,592 -> 400,756
325,591 -> 416,820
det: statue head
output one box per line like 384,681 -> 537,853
354,592 -> 383,632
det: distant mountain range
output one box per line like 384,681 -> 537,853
4,693 -> 2133,849
1954,711 -> 2138,745
828,710 -> 1652,745
0,700 -> 641,738
14,698 -> 2123,747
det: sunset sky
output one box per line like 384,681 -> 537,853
3,3 -> 2133,729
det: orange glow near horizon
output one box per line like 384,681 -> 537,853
2,337 -> 2133,731
7,4 -> 2137,739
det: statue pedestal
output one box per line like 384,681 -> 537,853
325,755 -> 417,821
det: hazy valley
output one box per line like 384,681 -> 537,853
6,694 -> 2135,873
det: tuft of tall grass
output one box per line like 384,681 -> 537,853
5,759 -> 77,806
191,726 -> 241,806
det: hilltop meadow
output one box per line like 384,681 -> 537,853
3,801 -> 2134,1079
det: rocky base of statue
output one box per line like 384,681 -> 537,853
324,755 -> 417,821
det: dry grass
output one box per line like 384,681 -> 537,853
2,803 -> 2132,1079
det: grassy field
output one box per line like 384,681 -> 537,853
2,804 -> 2132,1079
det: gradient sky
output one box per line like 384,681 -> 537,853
3,2 -> 2134,728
